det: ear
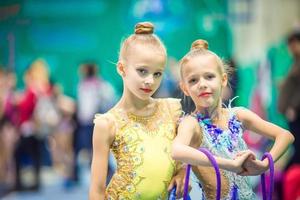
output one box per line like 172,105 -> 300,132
180,81 -> 190,96
117,62 -> 126,77
221,73 -> 228,87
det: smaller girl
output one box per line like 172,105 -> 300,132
171,39 -> 294,199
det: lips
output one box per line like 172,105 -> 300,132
198,92 -> 212,97
140,88 -> 153,93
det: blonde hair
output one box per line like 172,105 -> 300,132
180,39 -> 232,78
28,58 -> 50,86
119,22 -> 166,62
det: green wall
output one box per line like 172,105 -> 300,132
0,0 -> 232,97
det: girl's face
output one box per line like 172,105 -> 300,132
181,54 -> 227,111
120,44 -> 166,100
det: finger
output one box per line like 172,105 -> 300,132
240,150 -> 252,157
247,151 -> 256,160
175,180 -> 182,197
249,154 -> 256,160
236,151 -> 246,157
238,167 -> 246,174
239,166 -> 249,174
243,151 -> 255,160
242,160 -> 252,168
235,152 -> 246,158
168,179 -> 175,191
178,181 -> 186,198
239,150 -> 252,155
179,182 -> 185,198
238,153 -> 250,163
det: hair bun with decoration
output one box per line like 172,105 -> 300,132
191,39 -> 209,51
135,22 -> 154,34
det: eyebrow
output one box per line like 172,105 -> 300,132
185,74 -> 197,79
136,65 -> 164,71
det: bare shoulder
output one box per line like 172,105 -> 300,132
234,107 -> 255,119
233,107 -> 261,128
178,115 -> 202,147
178,115 -> 200,135
93,113 -> 116,144
94,113 -> 115,128
156,98 -> 183,122
180,115 -> 198,125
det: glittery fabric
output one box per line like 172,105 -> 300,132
193,105 -> 256,200
94,98 -> 182,200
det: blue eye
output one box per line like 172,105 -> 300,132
137,68 -> 148,76
153,72 -> 162,78
188,78 -> 197,84
206,74 -> 215,80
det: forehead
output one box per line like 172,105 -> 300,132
182,54 -> 219,76
126,44 -> 166,69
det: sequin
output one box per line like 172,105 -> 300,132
104,98 -> 182,199
193,106 -> 256,199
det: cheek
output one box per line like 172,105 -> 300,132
125,74 -> 140,88
154,77 -> 163,85
188,86 -> 199,97
158,77 -> 164,84
127,72 -> 140,82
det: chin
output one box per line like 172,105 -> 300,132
198,101 -> 214,108
136,93 -> 153,101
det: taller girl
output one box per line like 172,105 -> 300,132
89,22 -> 185,199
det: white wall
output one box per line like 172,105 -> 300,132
229,0 -> 300,64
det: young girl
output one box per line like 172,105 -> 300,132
89,22 -> 186,199
171,39 -> 294,199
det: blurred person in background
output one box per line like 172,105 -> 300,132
75,62 -> 117,183
0,70 -> 19,196
47,84 -> 77,190
0,68 -> 5,119
13,58 -> 51,191
278,30 -> 300,200
0,68 -> 5,182
13,68 -> 40,191
222,58 -> 238,105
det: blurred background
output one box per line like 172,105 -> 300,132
0,0 -> 300,199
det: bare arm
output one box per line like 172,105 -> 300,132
171,116 -> 252,173
89,115 -> 115,200
238,108 -> 294,167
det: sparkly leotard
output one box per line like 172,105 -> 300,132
192,106 -> 256,200
94,98 -> 182,200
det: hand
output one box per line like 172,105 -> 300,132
239,157 -> 269,176
232,150 -> 256,174
168,168 -> 187,198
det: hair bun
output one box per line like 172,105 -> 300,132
135,22 -> 154,34
191,39 -> 209,50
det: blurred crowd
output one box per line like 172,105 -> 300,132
0,59 -> 117,197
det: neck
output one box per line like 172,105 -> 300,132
195,101 -> 222,121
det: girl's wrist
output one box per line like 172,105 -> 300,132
225,158 -> 239,172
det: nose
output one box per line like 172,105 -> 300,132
144,74 -> 154,85
198,78 -> 207,89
